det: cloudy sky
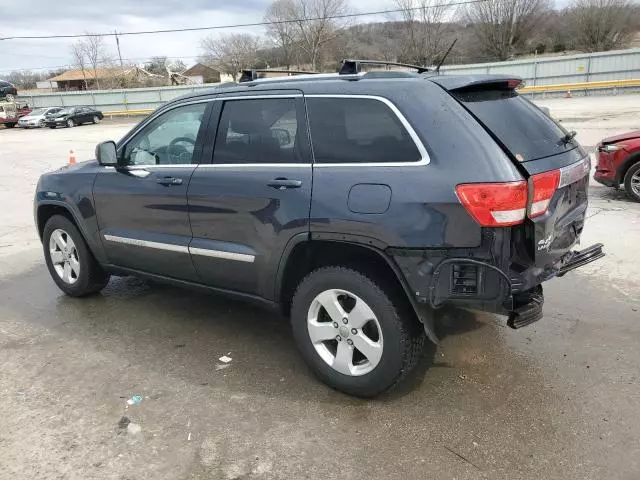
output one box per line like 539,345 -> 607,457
0,0 -> 568,74
0,0 -> 402,74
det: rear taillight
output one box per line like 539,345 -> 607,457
455,181 -> 528,227
529,169 -> 560,218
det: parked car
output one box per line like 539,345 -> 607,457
45,106 -> 104,128
34,65 -> 604,397
0,80 -> 18,100
594,131 -> 640,202
0,100 -> 31,128
18,107 -> 64,128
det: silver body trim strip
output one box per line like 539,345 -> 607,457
103,234 -> 255,263
103,234 -> 189,253
189,247 -> 255,263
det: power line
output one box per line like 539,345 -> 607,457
0,55 -> 206,73
0,0 -> 486,40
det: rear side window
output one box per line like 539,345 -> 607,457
213,98 -> 305,164
453,88 -> 575,162
306,97 -> 421,164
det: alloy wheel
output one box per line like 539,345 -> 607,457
307,288 -> 383,376
49,229 -> 80,284
631,170 -> 640,197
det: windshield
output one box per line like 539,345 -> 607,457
30,108 -> 48,115
453,88 -> 576,162
56,108 -> 73,115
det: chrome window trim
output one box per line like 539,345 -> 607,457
116,93 -> 429,169
198,163 -> 311,169
305,94 -> 430,167
216,94 -> 302,100
103,234 -> 256,263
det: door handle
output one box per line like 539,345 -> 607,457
157,176 -> 183,186
267,178 -> 302,190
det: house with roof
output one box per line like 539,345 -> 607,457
46,67 -> 133,91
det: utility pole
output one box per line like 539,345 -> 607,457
114,31 -> 124,68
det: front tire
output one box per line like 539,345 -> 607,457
66,119 -> 75,128
623,161 -> 640,202
291,266 -> 425,397
43,215 -> 109,296
5,122 -> 16,128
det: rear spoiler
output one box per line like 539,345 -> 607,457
428,75 -> 523,91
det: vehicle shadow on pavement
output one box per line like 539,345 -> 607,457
1,265 -> 489,402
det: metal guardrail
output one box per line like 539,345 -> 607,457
99,79 -> 640,117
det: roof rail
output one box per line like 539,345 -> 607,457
339,59 -> 430,75
238,69 -> 320,83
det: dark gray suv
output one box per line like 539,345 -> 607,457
34,65 -> 603,397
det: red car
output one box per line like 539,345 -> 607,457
594,131 -> 640,202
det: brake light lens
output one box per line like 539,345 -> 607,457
529,169 -> 560,218
455,181 -> 528,227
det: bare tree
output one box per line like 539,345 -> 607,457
287,0 -> 351,70
395,0 -> 453,66
70,43 -> 89,89
80,34 -> 108,89
567,0 -> 634,52
465,0 -> 551,60
264,0 -> 299,68
200,33 -> 262,79
70,34 -> 110,89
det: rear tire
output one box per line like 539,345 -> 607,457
92,115 -> 101,124
43,215 -> 110,297
290,266 -> 425,397
623,161 -> 640,202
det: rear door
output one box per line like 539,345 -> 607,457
93,100 -> 212,280
187,91 -> 312,298
450,84 -> 590,268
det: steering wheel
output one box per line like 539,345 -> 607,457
168,136 -> 196,164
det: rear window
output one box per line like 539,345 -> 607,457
453,88 -> 576,162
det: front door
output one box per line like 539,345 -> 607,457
188,92 -> 312,298
93,100 -> 211,281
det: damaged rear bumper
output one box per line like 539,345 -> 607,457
392,242 -> 604,329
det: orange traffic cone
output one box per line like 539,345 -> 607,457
565,89 -> 572,98
68,150 -> 76,165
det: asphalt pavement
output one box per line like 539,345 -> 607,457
1,95 -> 639,480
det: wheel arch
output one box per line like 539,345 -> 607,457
617,151 -> 640,185
276,238 -> 438,343
37,200 -> 107,265
37,202 -> 79,241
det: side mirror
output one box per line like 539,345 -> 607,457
96,141 -> 118,166
271,128 -> 292,147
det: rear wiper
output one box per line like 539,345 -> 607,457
558,130 -> 577,145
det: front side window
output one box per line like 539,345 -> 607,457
213,98 -> 303,164
306,97 -> 421,164
123,102 -> 207,166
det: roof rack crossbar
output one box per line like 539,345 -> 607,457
238,69 -> 320,83
339,59 -> 430,75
